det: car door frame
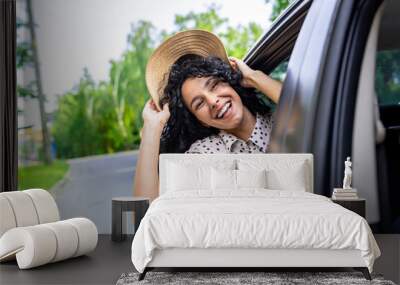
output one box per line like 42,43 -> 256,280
245,0 -> 384,206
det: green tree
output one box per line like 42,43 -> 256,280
164,4 -> 263,59
52,21 -> 156,158
265,0 -> 293,22
220,23 -> 263,58
16,17 -> 36,101
52,69 -> 103,158
115,21 -> 156,140
173,3 -> 227,32
26,0 -> 52,164
375,50 -> 400,105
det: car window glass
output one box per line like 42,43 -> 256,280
375,49 -> 400,106
255,59 -> 289,111
269,59 -> 289,82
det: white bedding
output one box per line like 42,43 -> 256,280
131,189 -> 380,273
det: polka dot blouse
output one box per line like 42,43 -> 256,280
185,112 -> 274,154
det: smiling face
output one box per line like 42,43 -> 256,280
181,76 -> 244,130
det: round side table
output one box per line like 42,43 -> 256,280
111,197 -> 149,242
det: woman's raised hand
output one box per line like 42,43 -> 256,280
136,98 -> 169,201
229,56 -> 258,89
142,99 -> 170,129
230,56 -> 282,104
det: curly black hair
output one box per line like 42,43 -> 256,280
158,54 -> 272,153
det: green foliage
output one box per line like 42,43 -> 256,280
265,0 -> 293,22
119,21 -> 156,136
16,17 -> 37,100
375,50 -> 400,106
52,6 -> 266,158
52,22 -> 156,158
174,3 -> 227,32
220,23 -> 263,58
17,82 -> 37,99
16,41 -> 33,69
164,4 -> 263,59
52,69 -> 103,158
269,60 -> 288,81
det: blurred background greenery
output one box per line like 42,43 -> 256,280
17,2 -> 291,161
16,0 -> 293,189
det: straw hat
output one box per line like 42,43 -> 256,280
145,29 -> 230,110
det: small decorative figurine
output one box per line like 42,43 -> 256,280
342,157 -> 352,189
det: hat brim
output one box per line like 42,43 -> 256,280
145,29 -> 230,110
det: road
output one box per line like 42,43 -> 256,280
52,150 -> 138,234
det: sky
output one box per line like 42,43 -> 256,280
135,0 -> 272,33
17,0 -> 273,114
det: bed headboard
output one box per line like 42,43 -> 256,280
158,153 -> 314,195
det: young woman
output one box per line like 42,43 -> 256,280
133,31 -> 282,201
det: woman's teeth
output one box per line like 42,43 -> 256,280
217,102 -> 231,119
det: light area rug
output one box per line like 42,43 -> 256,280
116,271 -> 396,285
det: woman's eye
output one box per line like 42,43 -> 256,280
196,100 -> 204,109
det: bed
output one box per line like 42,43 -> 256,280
131,154 -> 381,280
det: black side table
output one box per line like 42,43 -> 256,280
331,198 -> 366,218
112,197 -> 149,242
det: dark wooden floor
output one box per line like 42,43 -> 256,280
1,234 -> 398,284
0,234 -> 134,285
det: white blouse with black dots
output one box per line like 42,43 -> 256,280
185,112 -> 274,154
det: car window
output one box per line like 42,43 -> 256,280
257,59 -> 289,112
375,49 -> 400,106
255,59 -> 289,111
269,59 -> 289,82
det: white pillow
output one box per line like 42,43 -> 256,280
265,164 -> 307,191
236,169 -> 267,189
166,162 -> 211,191
237,159 -> 309,191
211,168 -> 268,190
211,168 -> 237,190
